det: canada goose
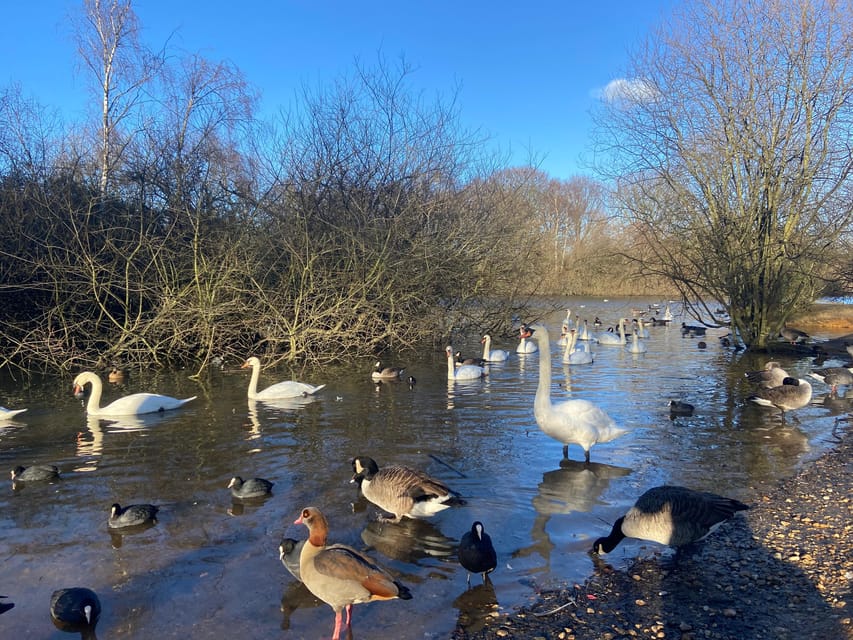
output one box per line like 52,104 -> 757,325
294,506 -> 412,640
351,455 -> 460,523
458,521 -> 497,584
668,400 -> 695,417
748,377 -> 813,413
72,371 -> 197,417
108,502 -> 159,529
680,322 -> 707,337
227,476 -> 274,500
446,346 -> 485,381
455,351 -> 487,367
591,485 -> 749,558
241,356 -> 326,399
808,367 -> 853,394
744,361 -> 789,389
371,362 -> 406,380
526,324 -> 629,462
11,464 -> 60,482
481,334 -> 510,362
50,587 -> 101,635
780,324 -> 809,344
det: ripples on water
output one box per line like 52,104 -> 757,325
0,298 -> 847,639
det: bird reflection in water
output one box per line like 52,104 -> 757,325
360,518 -> 455,566
108,520 -> 158,549
514,459 -> 631,565
453,579 -> 499,635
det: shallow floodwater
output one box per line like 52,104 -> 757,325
1,298 -> 848,639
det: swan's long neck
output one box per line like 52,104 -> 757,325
534,331 -> 552,418
85,373 -> 103,414
446,350 -> 456,380
619,319 -> 626,342
482,336 -> 491,360
247,362 -> 260,398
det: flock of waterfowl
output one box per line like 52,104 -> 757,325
3,309 -> 849,639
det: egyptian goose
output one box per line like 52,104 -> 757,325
592,485 -> 749,560
241,356 -> 326,399
72,371 -> 196,417
351,456 -> 460,523
526,324 -> 628,462
295,506 -> 412,640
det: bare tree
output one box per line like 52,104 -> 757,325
74,0 -> 160,198
593,0 -> 853,348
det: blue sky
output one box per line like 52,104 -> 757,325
0,1 -> 674,179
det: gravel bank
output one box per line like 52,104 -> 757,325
455,421 -> 852,640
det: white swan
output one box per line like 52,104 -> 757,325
627,319 -> 648,354
72,371 -> 197,417
517,325 -> 539,353
577,319 -> 594,342
0,407 -> 27,421
446,346 -> 485,380
596,318 -> 627,346
526,324 -> 628,462
481,334 -> 510,362
241,357 -> 326,400
563,329 -> 594,365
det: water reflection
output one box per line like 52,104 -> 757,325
453,579 -> 499,635
108,521 -> 158,549
514,460 -> 632,565
279,580 -> 322,631
359,518 -> 456,565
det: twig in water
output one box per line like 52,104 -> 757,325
428,453 -> 467,478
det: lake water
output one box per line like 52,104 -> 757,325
1,297 -> 849,639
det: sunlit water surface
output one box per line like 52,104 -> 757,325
1,298 -> 849,639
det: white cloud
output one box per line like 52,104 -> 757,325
595,78 -> 659,103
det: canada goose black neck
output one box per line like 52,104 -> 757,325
593,516 -> 626,554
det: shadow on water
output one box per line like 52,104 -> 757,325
0,297 -> 849,639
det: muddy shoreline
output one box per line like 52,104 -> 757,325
454,421 -> 852,640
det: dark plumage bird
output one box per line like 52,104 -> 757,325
591,485 -> 749,559
108,502 -> 159,529
371,362 -> 406,380
279,537 -> 305,582
0,595 -> 13,615
50,587 -> 101,635
680,322 -> 706,337
748,377 -> 813,413
455,351 -> 487,367
458,521 -> 497,584
808,366 -> 853,394
780,325 -> 809,344
227,476 -> 274,500
11,464 -> 60,482
668,400 -> 695,417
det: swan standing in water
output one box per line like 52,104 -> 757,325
241,356 -> 326,399
526,324 -> 628,462
446,346 -> 485,380
72,371 -> 196,417
481,334 -> 510,362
